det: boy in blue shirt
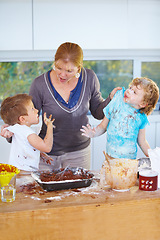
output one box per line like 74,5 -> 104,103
81,77 -> 159,159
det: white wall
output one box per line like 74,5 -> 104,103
33,0 -> 128,50
128,0 -> 160,49
0,137 -> 11,164
0,0 -> 160,51
0,0 -> 32,50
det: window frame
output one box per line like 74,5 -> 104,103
0,49 -> 160,63
0,48 -> 160,97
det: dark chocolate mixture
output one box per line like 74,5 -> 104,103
39,168 -> 93,182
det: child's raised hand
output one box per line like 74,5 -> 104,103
80,124 -> 96,138
44,113 -> 55,127
40,152 -> 54,165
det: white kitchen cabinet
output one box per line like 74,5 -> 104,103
155,122 -> 160,147
136,122 -> 156,159
33,0 -> 128,50
128,0 -> 160,49
0,0 -> 160,51
0,136 -> 11,164
90,132 -> 106,171
0,0 -> 32,50
33,0 -> 160,50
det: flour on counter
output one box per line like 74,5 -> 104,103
46,196 -> 62,201
22,180 -> 102,201
30,196 -> 41,200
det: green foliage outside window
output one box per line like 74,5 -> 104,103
0,61 -> 53,101
0,60 -> 160,106
141,62 -> 160,88
83,60 -> 133,98
0,60 -> 133,103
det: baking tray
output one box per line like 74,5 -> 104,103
31,168 -> 94,191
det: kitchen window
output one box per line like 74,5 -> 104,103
0,60 -> 133,103
0,49 -> 160,110
141,61 -> 160,110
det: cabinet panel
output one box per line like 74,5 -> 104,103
0,0 -> 32,50
91,133 -> 106,170
156,123 -> 160,147
0,136 -> 11,164
33,0 -> 128,50
137,122 -> 156,159
1,0 -> 159,51
128,0 -> 160,48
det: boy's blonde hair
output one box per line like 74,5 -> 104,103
129,77 -> 159,115
0,94 -> 32,125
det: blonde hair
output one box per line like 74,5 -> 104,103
129,77 -> 159,115
0,94 -> 32,125
54,42 -> 83,73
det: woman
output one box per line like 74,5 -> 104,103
1,42 -> 120,170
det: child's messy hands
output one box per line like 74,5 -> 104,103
44,113 -> 55,127
40,152 -> 54,165
80,124 -> 96,138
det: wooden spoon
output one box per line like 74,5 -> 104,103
100,151 -> 111,187
103,151 -> 111,167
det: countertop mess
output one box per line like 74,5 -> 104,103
0,170 -> 160,240
0,170 -> 160,213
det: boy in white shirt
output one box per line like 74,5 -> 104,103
0,94 -> 55,171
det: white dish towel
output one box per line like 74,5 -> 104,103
148,147 -> 160,188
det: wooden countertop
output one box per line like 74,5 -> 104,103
0,172 -> 160,240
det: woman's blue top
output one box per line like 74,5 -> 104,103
48,70 -> 82,109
